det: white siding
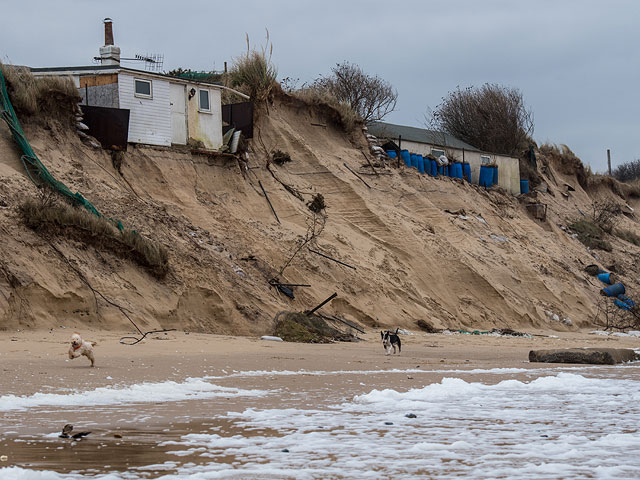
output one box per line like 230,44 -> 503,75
118,72 -> 171,146
399,139 -> 521,195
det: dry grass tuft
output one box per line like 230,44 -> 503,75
539,143 -> 590,187
19,199 -> 169,277
1,62 -> 80,125
615,229 -> 640,247
291,87 -> 361,133
230,32 -> 277,106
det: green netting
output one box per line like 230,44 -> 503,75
0,67 -> 116,225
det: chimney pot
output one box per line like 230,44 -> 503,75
104,18 -> 114,46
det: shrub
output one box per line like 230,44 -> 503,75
19,199 -> 169,276
274,311 -> 353,343
309,62 -> 398,124
291,87 -> 360,132
429,83 -> 534,155
271,150 -> 291,165
569,219 -> 612,251
612,159 -> 640,183
230,32 -> 277,105
1,62 -> 80,124
615,229 -> 640,246
590,199 -> 620,234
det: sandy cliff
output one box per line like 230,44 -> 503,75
1,92 -> 638,334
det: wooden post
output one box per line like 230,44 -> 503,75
607,149 -> 611,176
307,292 -> 338,315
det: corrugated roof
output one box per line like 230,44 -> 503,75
368,121 -> 481,152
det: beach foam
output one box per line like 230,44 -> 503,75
3,370 -> 640,479
0,378 -> 268,412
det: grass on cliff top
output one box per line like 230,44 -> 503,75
1,62 -> 80,125
20,198 -> 169,277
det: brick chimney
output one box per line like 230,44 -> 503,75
99,18 -> 120,66
104,17 -> 114,46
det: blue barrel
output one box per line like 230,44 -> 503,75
520,179 -> 529,194
455,163 -> 463,179
597,272 -> 613,284
615,295 -> 636,310
386,150 -> 397,159
410,153 -> 417,169
438,165 -> 444,176
444,165 -> 449,176
431,159 -> 438,177
601,283 -> 625,297
492,166 -> 499,186
463,163 -> 471,182
400,149 -> 411,167
479,165 -> 489,187
417,154 -> 425,174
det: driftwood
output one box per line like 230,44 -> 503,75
309,248 -> 356,270
319,313 -> 365,334
343,162 -> 371,188
361,151 -> 379,176
259,180 -> 280,224
306,292 -> 337,315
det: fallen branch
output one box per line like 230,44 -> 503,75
308,248 -> 356,270
259,180 -> 281,224
306,292 -> 338,315
361,151 -> 379,176
343,162 -> 371,188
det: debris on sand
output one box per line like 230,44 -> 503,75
59,424 -> 91,439
529,348 -> 639,365
274,311 -> 356,343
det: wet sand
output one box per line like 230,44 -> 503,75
1,328 -> 638,477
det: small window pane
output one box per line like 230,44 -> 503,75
199,90 -> 210,111
431,149 -> 445,158
481,155 -> 491,164
135,79 -> 151,96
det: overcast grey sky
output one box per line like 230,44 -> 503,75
2,0 -> 638,171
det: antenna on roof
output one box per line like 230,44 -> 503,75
117,53 -> 164,71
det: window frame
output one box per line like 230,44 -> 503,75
480,155 -> 492,165
134,78 -> 153,99
431,148 -> 445,158
198,88 -> 211,113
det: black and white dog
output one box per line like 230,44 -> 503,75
381,329 -> 401,355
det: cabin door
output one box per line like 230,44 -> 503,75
170,83 -> 187,145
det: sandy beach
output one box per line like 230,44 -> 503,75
1,329 -> 639,478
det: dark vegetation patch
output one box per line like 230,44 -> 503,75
274,311 -> 354,343
271,149 -> 291,165
306,193 -> 326,213
1,63 -> 80,126
615,229 -> 640,247
569,219 -> 612,252
19,199 -> 169,277
416,319 -> 440,333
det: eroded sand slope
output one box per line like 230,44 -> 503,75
0,93 -> 638,333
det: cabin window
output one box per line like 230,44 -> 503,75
199,89 -> 210,112
481,155 -> 492,164
134,79 -> 152,98
431,149 -> 445,158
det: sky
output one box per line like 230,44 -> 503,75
1,0 -> 638,171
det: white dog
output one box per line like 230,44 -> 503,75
68,333 -> 96,367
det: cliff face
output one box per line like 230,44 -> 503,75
1,94 -> 639,334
